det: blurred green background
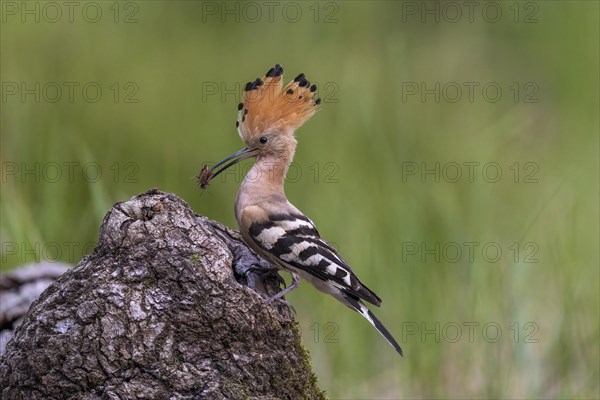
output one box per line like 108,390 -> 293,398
1,1 -> 598,398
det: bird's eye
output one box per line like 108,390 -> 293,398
259,136 -> 268,144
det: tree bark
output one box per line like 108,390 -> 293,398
0,189 -> 326,400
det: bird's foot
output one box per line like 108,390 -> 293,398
265,295 -> 296,314
248,264 -> 287,288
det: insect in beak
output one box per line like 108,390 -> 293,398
197,147 -> 259,189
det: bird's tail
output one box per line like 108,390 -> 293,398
342,293 -> 403,356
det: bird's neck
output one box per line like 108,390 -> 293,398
236,155 -> 291,214
244,155 -> 290,192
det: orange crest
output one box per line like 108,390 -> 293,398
236,64 -> 320,142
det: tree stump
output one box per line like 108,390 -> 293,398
0,189 -> 325,400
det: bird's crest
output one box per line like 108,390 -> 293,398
236,64 -> 320,142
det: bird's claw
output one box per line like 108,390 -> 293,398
247,264 -> 287,288
265,294 -> 297,315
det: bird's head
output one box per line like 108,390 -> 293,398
199,64 -> 320,188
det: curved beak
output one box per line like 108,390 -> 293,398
205,147 -> 258,184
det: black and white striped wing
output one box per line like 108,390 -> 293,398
248,213 -> 381,306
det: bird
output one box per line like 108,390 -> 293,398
199,64 -> 403,355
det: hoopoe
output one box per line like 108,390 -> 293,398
199,64 -> 403,355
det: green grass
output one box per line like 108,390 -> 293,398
1,1 -> 598,398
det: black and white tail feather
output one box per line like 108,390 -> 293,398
247,210 -> 403,355
342,292 -> 403,355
